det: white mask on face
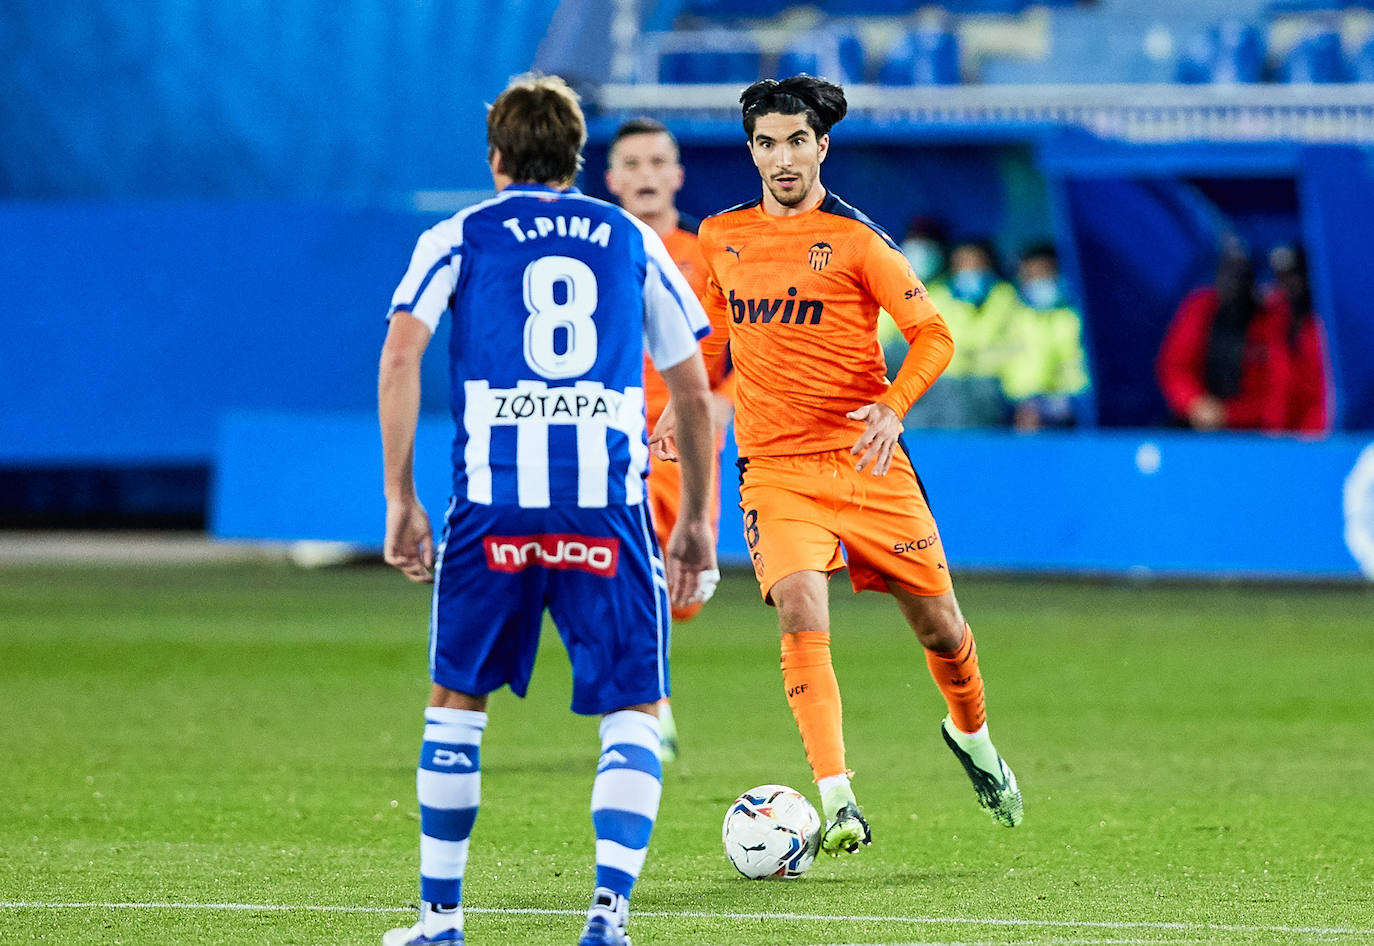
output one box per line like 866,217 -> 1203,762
1020,276 -> 1064,309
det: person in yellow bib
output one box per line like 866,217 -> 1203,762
1001,242 -> 1090,431
891,239 -> 1019,428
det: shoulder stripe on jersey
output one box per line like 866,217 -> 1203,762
819,192 -> 900,250
387,190 -> 525,317
648,256 -> 686,311
397,252 -> 457,312
705,197 -> 762,220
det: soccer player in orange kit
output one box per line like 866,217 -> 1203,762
652,76 -> 1023,854
606,118 -> 736,763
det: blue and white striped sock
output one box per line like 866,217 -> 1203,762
416,706 -> 486,933
590,710 -> 662,902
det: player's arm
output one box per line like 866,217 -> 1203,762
641,235 -> 720,607
702,267 -> 737,433
379,312 -> 436,583
651,266 -> 732,460
379,226 -> 457,582
708,369 -> 736,434
660,352 -> 719,608
1157,290 -> 1225,429
848,235 -> 955,475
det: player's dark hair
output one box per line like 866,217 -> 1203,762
610,117 -> 681,161
906,215 -> 949,247
739,75 -> 848,138
487,73 -> 586,186
1019,240 -> 1058,266
952,238 -> 1003,277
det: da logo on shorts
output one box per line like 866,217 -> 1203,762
483,534 -> 620,576
808,241 -> 833,271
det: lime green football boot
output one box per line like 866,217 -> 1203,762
819,783 -> 871,855
941,717 -> 1023,827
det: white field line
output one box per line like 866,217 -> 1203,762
0,902 -> 1368,939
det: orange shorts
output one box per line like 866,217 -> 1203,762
736,446 -> 952,602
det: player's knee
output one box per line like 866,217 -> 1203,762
775,598 -> 829,636
910,610 -> 965,651
916,624 -> 962,652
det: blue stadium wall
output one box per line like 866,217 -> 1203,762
4,2 -> 1374,577
0,0 -> 560,200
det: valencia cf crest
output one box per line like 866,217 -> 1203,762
807,242 -> 833,271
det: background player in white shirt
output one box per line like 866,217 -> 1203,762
378,73 -> 718,946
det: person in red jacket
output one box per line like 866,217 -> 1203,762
1264,244 -> 1331,434
1157,240 -> 1330,434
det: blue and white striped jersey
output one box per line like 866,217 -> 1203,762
389,184 -> 709,508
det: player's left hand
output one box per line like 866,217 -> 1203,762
665,516 -> 718,609
847,402 -> 902,476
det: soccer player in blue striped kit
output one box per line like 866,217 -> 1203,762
378,74 -> 720,946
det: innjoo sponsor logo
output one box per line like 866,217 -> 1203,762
483,534 -> 620,576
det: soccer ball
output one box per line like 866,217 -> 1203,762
721,784 -> 822,879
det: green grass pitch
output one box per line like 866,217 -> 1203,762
2,561 -> 1373,945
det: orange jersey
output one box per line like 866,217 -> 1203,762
699,193 -> 951,457
643,218 -> 712,427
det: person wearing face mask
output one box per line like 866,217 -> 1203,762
999,243 -> 1090,431
1157,238 -> 1328,434
1263,244 -> 1330,434
880,217 -> 950,384
902,239 -> 1021,427
900,216 -> 950,286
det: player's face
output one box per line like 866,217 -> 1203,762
605,132 -> 684,222
748,113 -> 829,212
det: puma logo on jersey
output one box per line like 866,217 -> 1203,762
724,245 -> 743,259
728,288 -> 824,325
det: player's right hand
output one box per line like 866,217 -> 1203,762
384,496 -> 435,583
847,402 -> 901,476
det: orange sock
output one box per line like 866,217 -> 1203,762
780,631 -> 847,781
924,623 -> 987,733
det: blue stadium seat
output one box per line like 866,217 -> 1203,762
1175,31 -> 1216,84
877,28 -> 961,86
658,47 -> 762,84
1279,31 -> 1348,83
777,29 -> 867,83
1210,20 -> 1266,83
1175,21 -> 1264,84
1351,36 -> 1374,82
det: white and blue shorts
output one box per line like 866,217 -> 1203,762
429,499 -> 671,716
